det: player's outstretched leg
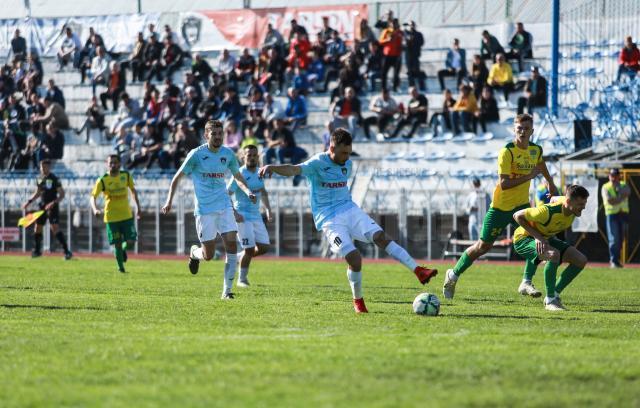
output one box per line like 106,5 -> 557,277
371,232 -> 438,285
541,249 -> 564,311
444,239 -> 493,299
189,240 -> 216,275
345,249 -> 367,313
554,246 -> 587,306
221,232 -> 238,299
518,258 -> 542,297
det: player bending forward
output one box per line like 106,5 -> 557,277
162,120 -> 256,299
228,144 -> 273,287
513,185 -> 589,311
259,128 -> 438,313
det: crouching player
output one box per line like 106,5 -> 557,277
259,128 -> 438,313
228,144 -> 273,287
512,184 -> 589,311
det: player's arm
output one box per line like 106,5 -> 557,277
538,161 -> 558,196
227,186 -> 244,222
260,187 -> 273,222
498,170 -> 540,190
514,208 -> 549,255
22,187 -> 42,210
232,171 -> 257,204
129,185 -> 142,220
45,186 -> 65,210
90,195 -> 101,216
161,170 -> 184,214
259,164 -> 302,178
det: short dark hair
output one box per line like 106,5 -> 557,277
330,128 -> 352,146
107,154 -> 120,162
515,113 -> 533,125
243,144 -> 258,152
40,159 -> 51,165
566,184 -> 589,200
205,120 -> 223,133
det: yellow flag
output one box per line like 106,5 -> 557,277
18,210 -> 45,228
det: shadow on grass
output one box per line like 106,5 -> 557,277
445,313 -> 545,320
1,304 -> 105,311
0,286 -> 34,290
591,309 -> 640,314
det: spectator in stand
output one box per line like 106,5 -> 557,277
438,38 -> 467,92
163,24 -> 179,43
90,46 -> 110,96
223,119 -> 243,152
263,118 -> 308,184
292,66 -> 310,94
32,96 -> 69,130
487,53 -> 513,102
480,30 -> 505,62
79,27 -> 104,64
306,50 -> 325,92
163,77 -> 181,100
13,133 -> 40,170
12,59 -> 27,91
76,96 -> 106,142
168,121 -> 200,168
365,41 -> 384,92
287,32 -> 312,76
26,92 -> 45,120
321,31 -> 347,92
191,53 -> 213,89
243,88 -> 266,138
25,53 -> 43,89
379,18 -> 403,92
517,66 -> 548,115
374,9 -> 393,31
332,56 -> 361,102
429,89 -> 456,136
218,49 -> 238,88
182,72 -> 203,101
180,86 -> 201,128
263,47 -> 286,95
161,36 -> 184,81
57,26 -> 82,71
363,87 -> 399,139
145,88 -> 162,122
616,36 -> 640,82
219,86 -> 244,125
11,29 -> 27,62
146,23 -> 158,41
128,123 -> 167,169
38,122 -> 65,162
330,86 -> 362,137
235,48 -> 256,85
284,87 -> 308,132
112,125 -> 135,166
143,34 -> 163,81
470,54 -> 489,98
263,23 -> 285,56
156,91 -> 181,135
506,22 -> 533,72
475,86 -> 499,133
288,19 -> 308,44
0,95 -> 27,170
451,84 -> 478,134
110,92 -> 142,136
100,62 -> 126,112
125,32 -> 146,83
263,92 -> 284,129
355,19 -> 376,61
403,21 -> 426,91
317,16 -> 338,43
241,127 -> 260,149
196,87 -> 220,129
388,86 -> 428,139
45,79 -> 65,109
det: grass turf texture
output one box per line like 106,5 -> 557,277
1,256 -> 639,407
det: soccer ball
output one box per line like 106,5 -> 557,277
412,293 -> 440,316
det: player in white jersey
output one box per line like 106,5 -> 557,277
162,120 -> 256,299
259,128 -> 438,313
228,144 -> 273,287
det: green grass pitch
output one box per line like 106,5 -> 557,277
1,255 -> 639,407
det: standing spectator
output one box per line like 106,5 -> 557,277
430,89 -> 456,136
374,9 -> 393,30
288,19 -> 308,44
45,79 -> 65,109
616,36 -> 640,82
100,62 -> 126,112
451,84 -> 478,134
506,22 -> 533,71
388,86 -> 428,139
365,41 -> 384,92
355,19 -> 376,60
263,23 -> 285,55
191,53 -> 213,89
330,86 -> 363,137
11,29 -> 27,62
517,66 -> 548,115
317,16 -> 337,43
223,120 -> 243,152
32,97 -> 69,130
403,21 -> 426,91
161,36 -> 184,81
363,87 -> 399,139
601,168 -> 630,268
90,46 -> 110,96
284,87 -> 308,132
474,86 -> 499,133
487,53 -> 513,102
76,96 -> 106,142
57,26 -> 82,71
379,18 -> 403,92
438,39 -> 467,91
126,32 -> 146,83
480,30 -> 505,62
218,49 -> 238,87
25,53 -> 43,89
470,54 -> 489,98
235,48 -> 256,85
466,177 -> 490,241
143,35 -> 163,81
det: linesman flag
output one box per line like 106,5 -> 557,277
17,210 -> 45,228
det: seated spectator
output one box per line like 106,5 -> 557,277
79,27 -> 105,64
506,22 -> 533,72
25,92 -> 45,120
480,30 -> 505,62
127,123 -> 167,169
112,126 -> 136,166
100,61 -> 126,112
219,86 -> 244,125
470,54 -> 489,98
235,48 -> 256,84
45,79 -> 65,109
288,19 -> 308,44
317,16 -> 338,43
438,38 -> 467,91
168,121 -> 200,168
223,120 -> 243,152
180,86 -> 201,127
110,92 -> 142,136
57,26 -> 81,71
287,32 -> 312,76
0,96 -> 27,170
38,122 -> 65,162
430,89 -> 456,136
263,23 -> 285,55
332,56 -> 362,102
330,86 -> 362,137
163,77 -> 181,100
90,46 -> 111,96
143,35 -> 163,81
487,53 -> 513,102
145,89 -> 162,122
451,84 -> 478,134
475,86 -> 499,133
196,87 -> 220,129
388,86 -> 428,139
263,92 -> 285,129
124,32 -> 146,83
284,87 -> 308,132
161,36 -> 184,81
191,53 -> 213,89
32,96 -> 69,130
12,59 -> 27,91
263,118 -> 307,174
321,31 -> 347,91
364,41 -> 383,92
517,66 -> 548,115
404,21 -> 426,91
76,96 -> 106,143
364,88 -> 399,139
244,76 -> 265,99
240,127 -> 260,150
260,47 -> 286,95
218,49 -> 238,88
11,29 -> 27,62
182,72 -> 203,100
12,133 -> 40,170
617,36 -> 640,82
292,66 -> 310,94
242,88 -> 266,138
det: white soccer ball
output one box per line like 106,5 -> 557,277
413,293 -> 440,316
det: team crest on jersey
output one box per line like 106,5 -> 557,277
120,175 -> 125,181
529,150 -> 537,157
341,168 -> 347,175
221,157 -> 227,164
45,179 -> 53,189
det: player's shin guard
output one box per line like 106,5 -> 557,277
55,231 -> 69,253
555,264 -> 583,294
523,257 -> 539,281
347,268 -> 363,299
34,232 -> 43,253
114,245 -> 125,271
384,242 -> 418,271
543,261 -> 559,298
223,253 -> 238,294
453,251 -> 473,276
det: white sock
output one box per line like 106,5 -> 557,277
384,242 -> 418,271
448,270 -> 459,281
545,296 -> 556,304
523,279 -> 532,284
192,246 -> 205,260
223,253 -> 238,294
347,268 -> 363,299
239,267 -> 249,281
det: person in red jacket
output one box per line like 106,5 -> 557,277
379,18 -> 403,92
617,36 -> 640,82
287,32 -> 311,73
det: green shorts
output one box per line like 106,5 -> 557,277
513,236 -> 571,261
480,204 -> 530,243
106,218 -> 137,245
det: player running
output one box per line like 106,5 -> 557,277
228,144 -> 273,287
22,159 -> 72,259
161,120 -> 256,300
443,113 -> 558,299
259,128 -> 438,313
90,154 -> 141,273
513,185 -> 589,311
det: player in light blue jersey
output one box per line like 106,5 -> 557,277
259,128 -> 438,313
228,144 -> 273,287
162,120 -> 256,299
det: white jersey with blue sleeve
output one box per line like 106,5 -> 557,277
178,144 -> 240,216
228,166 -> 264,221
299,152 -> 356,229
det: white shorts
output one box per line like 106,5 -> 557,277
321,206 -> 383,257
237,219 -> 270,248
195,207 -> 237,243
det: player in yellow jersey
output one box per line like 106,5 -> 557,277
512,185 -> 589,311
443,113 -> 558,299
90,155 -> 142,273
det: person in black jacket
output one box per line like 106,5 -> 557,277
388,86 -> 428,139
474,86 -> 499,133
517,67 -> 547,115
506,22 -> 533,72
480,30 -> 505,62
470,54 -> 489,98
403,21 -> 426,91
330,87 -> 362,137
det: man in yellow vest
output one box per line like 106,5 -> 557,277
601,168 -> 630,268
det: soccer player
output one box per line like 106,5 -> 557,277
228,144 -> 273,287
22,159 -> 72,259
161,120 -> 256,300
90,154 -> 141,273
443,113 -> 558,299
513,185 -> 589,311
259,128 -> 438,313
